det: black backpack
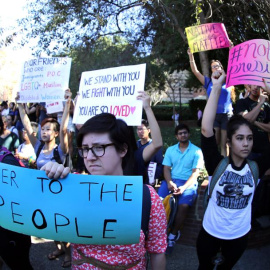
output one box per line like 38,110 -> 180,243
35,142 -> 67,166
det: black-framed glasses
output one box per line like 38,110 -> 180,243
78,143 -> 115,158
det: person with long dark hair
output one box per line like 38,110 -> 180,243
197,69 -> 260,269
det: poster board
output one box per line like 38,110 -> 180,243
73,64 -> 146,126
0,163 -> 143,245
18,57 -> 72,103
226,39 -> 270,87
185,23 -> 230,53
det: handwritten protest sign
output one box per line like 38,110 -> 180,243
186,23 -> 230,53
148,162 -> 157,185
226,39 -> 270,87
0,163 -> 143,245
73,64 -> 146,126
46,101 -> 63,114
18,57 -> 72,103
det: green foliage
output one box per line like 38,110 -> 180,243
20,0 -> 270,91
160,125 -> 202,154
149,103 -> 193,121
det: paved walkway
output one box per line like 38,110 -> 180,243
2,237 -> 270,269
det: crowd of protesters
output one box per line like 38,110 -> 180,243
0,52 -> 270,269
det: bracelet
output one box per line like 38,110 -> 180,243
189,61 -> 194,63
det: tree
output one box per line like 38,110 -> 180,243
61,36 -> 166,95
21,0 -> 270,84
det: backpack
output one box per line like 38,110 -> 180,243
162,193 -> 179,234
141,184 -> 151,240
35,141 -> 67,166
0,146 -> 25,167
203,157 -> 259,212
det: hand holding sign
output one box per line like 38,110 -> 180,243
262,78 -> 270,95
40,161 -> 70,179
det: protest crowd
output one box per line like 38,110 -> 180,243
1,33 -> 270,270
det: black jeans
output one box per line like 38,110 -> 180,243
196,227 -> 248,270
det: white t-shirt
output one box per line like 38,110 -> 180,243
17,142 -> 36,167
203,163 -> 255,239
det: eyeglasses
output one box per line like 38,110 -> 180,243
78,143 -> 115,158
211,65 -> 221,69
177,131 -> 188,136
137,128 -> 148,132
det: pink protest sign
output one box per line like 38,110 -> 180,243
185,23 -> 230,53
226,39 -> 270,87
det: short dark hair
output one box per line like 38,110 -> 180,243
40,118 -> 60,132
0,101 -> 7,107
227,115 -> 253,142
141,119 -> 149,128
175,123 -> 190,135
77,113 -> 137,175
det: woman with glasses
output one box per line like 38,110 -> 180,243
41,93 -> 167,269
187,48 -> 235,157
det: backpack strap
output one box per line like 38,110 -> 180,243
246,159 -> 259,187
141,184 -> 151,240
0,146 -> 13,162
0,145 -> 25,167
53,146 -> 64,164
35,141 -> 45,161
203,157 -> 229,210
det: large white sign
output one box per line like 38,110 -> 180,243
73,64 -> 146,126
18,57 -> 72,103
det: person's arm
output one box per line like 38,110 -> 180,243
239,93 -> 267,123
59,89 -> 71,155
201,70 -> 225,138
173,168 -> 200,195
12,113 -> 18,126
16,94 -> 38,147
262,78 -> 270,95
24,103 -> 36,115
163,165 -> 177,192
254,121 -> 270,133
36,104 -> 40,121
136,91 -> 163,162
187,48 -> 205,85
150,253 -> 166,270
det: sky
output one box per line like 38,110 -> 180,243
0,0 -> 28,28
0,0 -> 33,58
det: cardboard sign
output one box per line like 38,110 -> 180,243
226,39 -> 270,87
18,57 -> 72,103
73,64 -> 146,126
186,23 -> 230,53
46,101 -> 63,114
0,163 -> 143,245
148,162 -> 157,185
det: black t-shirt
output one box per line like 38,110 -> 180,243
201,133 -> 223,176
235,97 -> 270,153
